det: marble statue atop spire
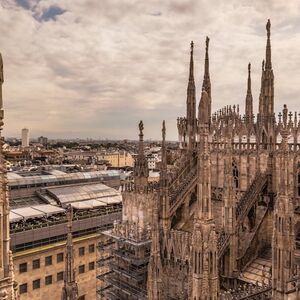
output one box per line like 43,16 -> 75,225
265,19 -> 272,70
134,120 -> 149,190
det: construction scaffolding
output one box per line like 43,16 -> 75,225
97,228 -> 151,300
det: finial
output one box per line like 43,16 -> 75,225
248,62 -> 251,73
139,120 -> 144,135
283,104 -> 288,128
265,20 -> 272,70
162,120 -> 166,141
266,19 -> 271,38
206,36 -> 209,51
188,40 -> 195,83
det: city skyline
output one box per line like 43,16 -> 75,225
1,0 -> 300,139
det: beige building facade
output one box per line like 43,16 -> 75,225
14,234 -> 99,300
97,151 -> 134,168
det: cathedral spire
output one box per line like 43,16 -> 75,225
245,63 -> 253,123
62,205 -> 78,300
160,120 -> 167,182
197,90 -> 211,220
202,36 -> 211,118
258,20 -> 275,148
191,90 -> 219,299
160,120 -> 167,189
186,41 -> 196,149
134,121 -> 149,190
265,19 -> 272,70
160,121 -> 169,233
188,41 -> 194,83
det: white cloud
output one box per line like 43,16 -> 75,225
1,0 -> 300,140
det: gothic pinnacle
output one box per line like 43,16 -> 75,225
188,41 -> 194,80
247,63 -> 251,94
265,19 -> 272,70
138,120 -> 144,156
162,120 -> 166,142
202,36 -> 212,118
204,36 -> 210,82
134,120 -> 149,188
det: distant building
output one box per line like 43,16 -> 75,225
97,151 -> 134,168
146,153 -> 156,169
38,136 -> 48,147
21,128 -> 29,147
145,148 -> 161,170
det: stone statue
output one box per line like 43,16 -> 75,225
266,19 -> 271,37
206,36 -> 209,51
139,120 -> 144,134
162,120 -> 166,141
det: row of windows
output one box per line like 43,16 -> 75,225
19,244 -> 95,273
19,272 -> 64,294
19,261 -> 95,294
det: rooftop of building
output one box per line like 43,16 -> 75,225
8,169 -> 122,238
7,168 -> 120,187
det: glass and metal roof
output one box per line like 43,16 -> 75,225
31,204 -> 65,216
10,204 -> 66,222
47,183 -> 121,205
69,202 -> 92,210
7,170 -> 120,187
11,207 -> 46,220
9,211 -> 23,222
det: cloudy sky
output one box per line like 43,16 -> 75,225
0,0 -> 300,140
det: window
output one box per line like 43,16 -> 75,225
19,263 -> 27,273
89,262 -> 95,271
45,256 -> 52,266
57,253 -> 64,263
89,244 -> 95,253
232,161 -> 239,189
79,247 -> 85,256
57,271 -> 64,281
19,283 -> 27,294
33,279 -> 40,290
32,259 -> 40,270
45,275 -> 53,285
79,265 -> 85,274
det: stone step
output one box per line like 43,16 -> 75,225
239,256 -> 272,287
255,258 -> 272,267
